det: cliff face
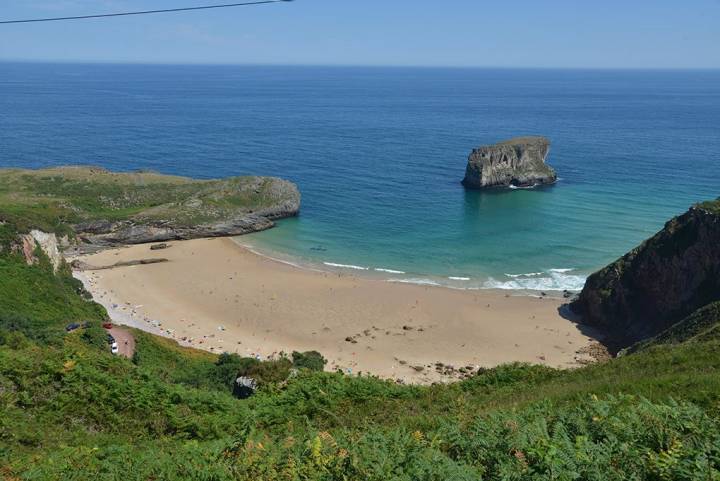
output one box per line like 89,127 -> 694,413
19,230 -> 63,272
570,201 -> 720,347
462,136 -> 557,189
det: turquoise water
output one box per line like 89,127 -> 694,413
1,64 -> 719,290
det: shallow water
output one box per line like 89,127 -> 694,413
1,63 -> 719,290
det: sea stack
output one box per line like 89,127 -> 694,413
462,136 -> 557,189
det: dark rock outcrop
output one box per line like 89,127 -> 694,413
462,136 -> 557,189
75,214 -> 276,246
570,200 -> 720,347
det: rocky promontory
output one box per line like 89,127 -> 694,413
0,166 -> 300,249
462,136 -> 557,189
570,200 -> 720,348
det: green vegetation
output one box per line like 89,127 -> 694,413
0,166 -> 297,231
0,250 -> 106,344
626,301 -> 720,354
2,326 -> 720,479
291,350 -> 328,371
1,185 -> 720,479
697,198 -> 720,214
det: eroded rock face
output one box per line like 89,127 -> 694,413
570,202 -> 720,347
462,136 -> 557,189
19,230 -> 62,272
75,214 -> 276,246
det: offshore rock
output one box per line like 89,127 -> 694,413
462,136 -> 557,189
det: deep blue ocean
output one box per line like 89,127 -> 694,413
1,63 -> 719,291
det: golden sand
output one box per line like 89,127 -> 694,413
75,237 -> 598,383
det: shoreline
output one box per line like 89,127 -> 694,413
73,237 -> 602,384
232,236 -> 588,295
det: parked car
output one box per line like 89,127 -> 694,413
65,322 -> 81,332
107,334 -> 115,344
102,322 -> 113,329
111,345 -> 119,355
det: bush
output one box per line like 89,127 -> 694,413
81,321 -> 109,350
237,356 -> 292,387
291,350 -> 327,371
0,328 -> 30,349
216,352 -> 256,389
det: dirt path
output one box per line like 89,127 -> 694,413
108,326 -> 135,358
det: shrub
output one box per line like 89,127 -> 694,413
216,352 -> 256,389
238,357 -> 292,386
81,321 -> 109,350
291,350 -> 327,371
0,328 -> 30,349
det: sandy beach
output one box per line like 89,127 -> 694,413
74,237 -> 600,383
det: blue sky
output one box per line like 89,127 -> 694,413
1,0 -> 719,68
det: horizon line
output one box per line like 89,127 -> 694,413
2,58 -> 719,71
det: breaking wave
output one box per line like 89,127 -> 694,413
387,278 -> 441,286
374,267 -> 406,274
323,262 -> 369,271
484,268 -> 586,291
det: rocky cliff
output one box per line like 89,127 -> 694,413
18,230 -> 63,272
570,200 -> 720,347
462,136 -> 557,189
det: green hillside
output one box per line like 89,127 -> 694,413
1,183 -> 720,479
0,166 -> 299,231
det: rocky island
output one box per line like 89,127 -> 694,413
462,136 -> 557,189
0,166 -> 300,249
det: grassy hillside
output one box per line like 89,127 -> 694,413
1,237 -> 719,478
625,301 -> 720,354
2,324 -> 719,479
2,185 -> 720,479
0,166 -> 299,232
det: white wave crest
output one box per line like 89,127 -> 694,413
448,276 -> 470,281
387,278 -> 441,286
323,262 -> 369,271
374,267 -> 406,274
505,272 -> 543,278
484,268 -> 585,291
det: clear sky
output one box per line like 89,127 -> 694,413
1,0 -> 719,68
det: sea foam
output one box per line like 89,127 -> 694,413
484,268 -> 586,291
388,278 -> 441,286
374,267 -> 406,274
323,262 -> 369,271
